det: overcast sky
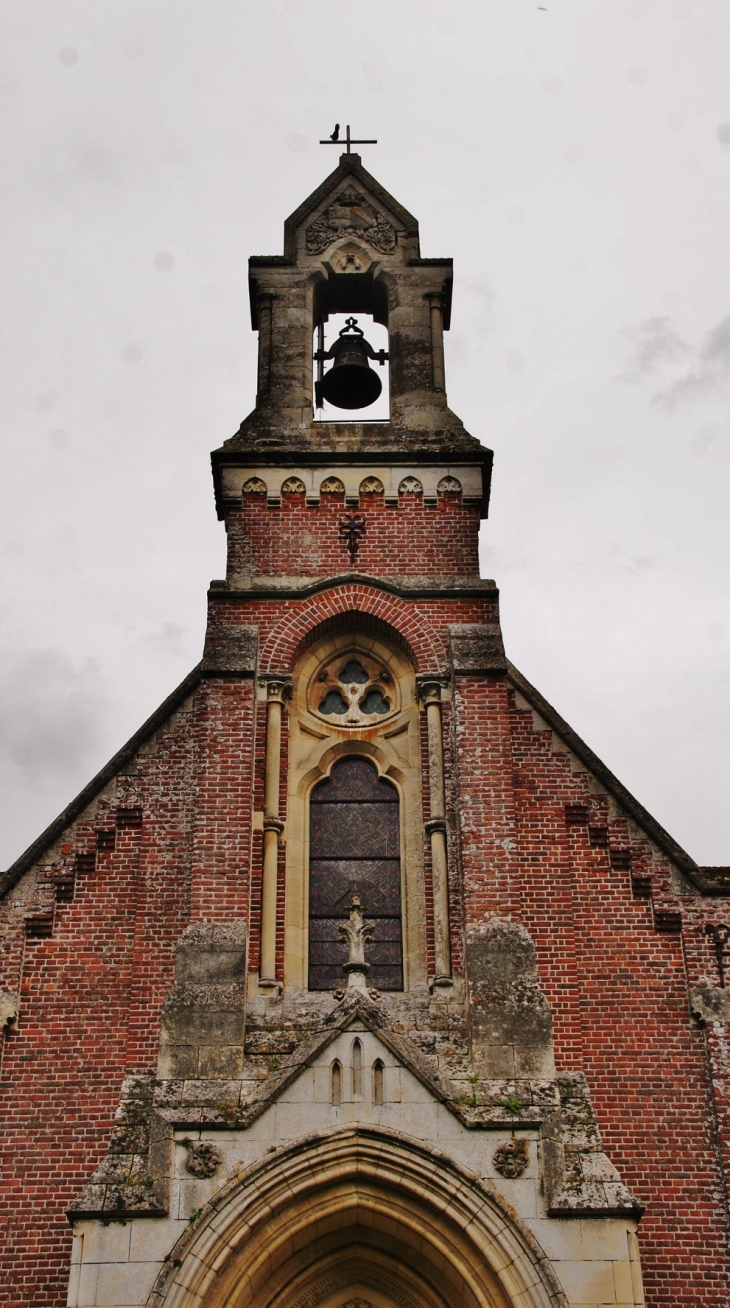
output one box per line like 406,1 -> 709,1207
1,0 -> 728,870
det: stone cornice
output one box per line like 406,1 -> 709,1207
210,574 -> 498,602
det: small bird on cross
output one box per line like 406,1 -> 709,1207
330,123 -> 340,141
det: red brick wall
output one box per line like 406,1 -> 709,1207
453,674 -> 730,1306
225,488 -> 481,581
1,567 -> 729,1304
0,698 -> 197,1307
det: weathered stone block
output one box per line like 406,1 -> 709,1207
467,918 -> 555,1079
174,921 -> 247,985
197,1043 -> 245,1079
157,1043 -> 198,1081
449,623 -> 507,674
689,986 -> 730,1023
201,623 -> 258,675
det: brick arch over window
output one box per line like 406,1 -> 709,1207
258,585 -> 443,674
292,609 -> 418,673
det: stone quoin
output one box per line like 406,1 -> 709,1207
1,150 -> 730,1308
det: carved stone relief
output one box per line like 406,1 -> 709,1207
243,477 -> 267,494
437,476 -> 462,495
493,1137 -> 529,1179
320,476 -> 346,494
306,188 -> 397,255
398,477 -> 423,494
282,477 -> 306,495
184,1140 -> 222,1179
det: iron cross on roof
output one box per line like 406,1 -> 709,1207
319,124 -> 377,154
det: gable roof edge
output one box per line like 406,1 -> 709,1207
282,154 -> 420,260
507,661 -> 720,895
0,664 -> 203,899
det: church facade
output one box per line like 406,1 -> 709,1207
1,154 -> 730,1308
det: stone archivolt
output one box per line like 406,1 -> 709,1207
147,1125 -> 569,1308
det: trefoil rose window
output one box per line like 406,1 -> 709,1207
313,655 -> 396,727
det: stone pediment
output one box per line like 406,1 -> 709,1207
225,990 -> 455,1128
280,154 -> 421,263
69,989 -> 641,1224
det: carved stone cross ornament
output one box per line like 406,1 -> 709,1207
339,896 -> 375,990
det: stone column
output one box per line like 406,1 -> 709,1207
426,293 -> 446,393
256,293 -> 273,401
260,677 -> 288,988
421,679 -> 451,984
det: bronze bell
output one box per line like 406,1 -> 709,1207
315,317 -> 388,411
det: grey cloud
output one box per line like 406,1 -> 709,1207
0,647 -> 107,782
701,314 -> 730,367
621,316 -> 689,381
656,314 -> 730,406
606,544 -> 659,576
143,623 -> 188,657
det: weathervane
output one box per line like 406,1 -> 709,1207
320,123 -> 377,155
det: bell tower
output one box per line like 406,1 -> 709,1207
208,151 -> 496,997
213,149 -> 491,478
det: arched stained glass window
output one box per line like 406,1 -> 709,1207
308,757 -> 403,991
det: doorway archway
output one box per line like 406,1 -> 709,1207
146,1126 -> 567,1308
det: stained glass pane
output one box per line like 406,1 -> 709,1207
309,757 -> 403,991
339,660 -> 369,684
361,690 -> 390,715
310,805 -> 399,858
311,758 -> 397,803
320,690 -> 348,715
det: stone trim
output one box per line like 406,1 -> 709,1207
67,992 -> 641,1224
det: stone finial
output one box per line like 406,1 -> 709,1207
338,897 -> 375,990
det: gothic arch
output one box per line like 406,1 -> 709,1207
257,585 -> 445,674
284,628 -> 423,990
146,1126 -> 568,1308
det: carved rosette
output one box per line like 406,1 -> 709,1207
184,1140 -> 222,1179
493,1137 -> 528,1179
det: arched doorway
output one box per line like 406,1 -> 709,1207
146,1127 -> 567,1308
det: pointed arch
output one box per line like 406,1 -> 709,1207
146,1125 -> 568,1308
257,585 -> 445,675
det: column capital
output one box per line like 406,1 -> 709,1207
417,674 -> 449,706
259,676 -> 292,703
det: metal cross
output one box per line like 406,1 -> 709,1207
338,513 -> 366,565
320,124 -> 377,155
